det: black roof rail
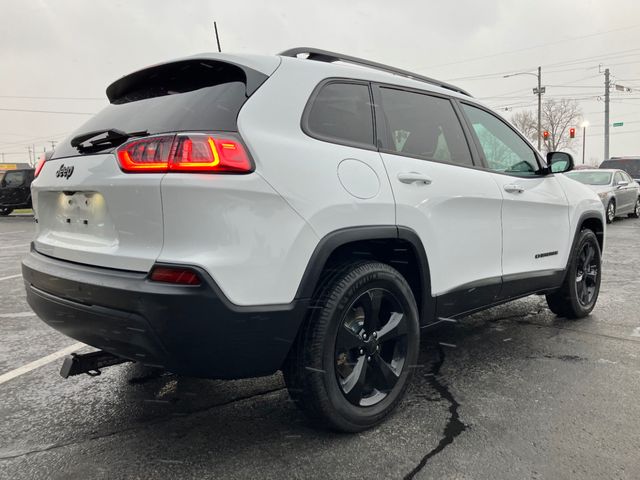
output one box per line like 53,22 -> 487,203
278,47 -> 471,97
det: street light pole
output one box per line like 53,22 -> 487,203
581,121 -> 589,165
504,68 -> 544,151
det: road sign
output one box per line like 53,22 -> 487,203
613,122 -> 624,127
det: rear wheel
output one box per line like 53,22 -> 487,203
606,200 -> 615,224
284,261 -> 420,432
0,207 -> 12,216
546,229 -> 601,319
628,197 -> 640,218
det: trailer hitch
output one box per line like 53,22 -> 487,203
60,350 -> 132,378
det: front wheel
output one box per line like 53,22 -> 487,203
0,207 -> 13,216
606,200 -> 615,224
284,261 -> 420,432
546,229 -> 601,319
628,197 -> 640,218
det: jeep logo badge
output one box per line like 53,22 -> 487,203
55,164 -> 74,179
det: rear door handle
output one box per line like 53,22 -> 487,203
397,172 -> 432,185
503,184 -> 525,193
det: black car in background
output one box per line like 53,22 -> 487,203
0,168 -> 35,216
600,157 -> 640,183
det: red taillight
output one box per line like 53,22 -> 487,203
116,133 -> 252,173
117,135 -> 175,172
34,157 -> 46,177
150,266 -> 201,286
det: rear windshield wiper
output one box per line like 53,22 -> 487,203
71,128 -> 149,153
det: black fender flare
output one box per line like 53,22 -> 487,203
294,225 -> 435,325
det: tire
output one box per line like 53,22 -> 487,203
546,229 -> 601,319
606,200 -> 615,224
283,261 -> 420,432
628,197 -> 640,218
0,207 -> 13,216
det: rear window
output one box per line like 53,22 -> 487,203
304,81 -> 375,148
3,171 -> 27,187
53,60 -> 266,159
600,159 -> 640,177
565,171 -> 612,185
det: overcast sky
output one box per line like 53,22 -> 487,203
1,0 -> 639,165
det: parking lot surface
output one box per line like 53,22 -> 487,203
0,214 -> 639,479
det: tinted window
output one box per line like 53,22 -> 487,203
4,171 -> 26,187
379,88 -> 473,166
614,172 -> 624,184
462,104 -> 539,176
306,82 -> 374,146
53,60 -> 262,159
599,159 -> 640,177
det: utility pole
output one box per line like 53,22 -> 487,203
213,21 -> 221,52
504,67 -> 544,151
604,68 -> 610,160
537,66 -> 542,152
48,140 -> 57,149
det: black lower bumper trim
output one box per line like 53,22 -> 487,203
22,250 -> 308,380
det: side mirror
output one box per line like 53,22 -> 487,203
617,180 -> 629,188
547,151 -> 574,174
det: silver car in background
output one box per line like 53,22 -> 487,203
565,169 -> 640,223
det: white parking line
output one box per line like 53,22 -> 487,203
0,274 -> 21,282
0,342 -> 85,386
0,230 -> 25,236
0,311 -> 35,318
0,243 -> 30,250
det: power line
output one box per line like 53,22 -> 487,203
0,95 -> 104,101
417,24 -> 640,70
0,107 -> 94,115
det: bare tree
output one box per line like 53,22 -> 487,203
511,110 -> 537,144
542,98 -> 582,154
510,99 -> 582,154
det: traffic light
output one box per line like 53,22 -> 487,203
543,130 -> 550,141
569,127 -> 576,139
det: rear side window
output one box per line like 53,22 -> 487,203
54,60 -> 267,159
378,88 -> 473,167
3,171 -> 26,187
304,82 -> 375,147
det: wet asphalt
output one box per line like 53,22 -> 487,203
0,214 -> 638,479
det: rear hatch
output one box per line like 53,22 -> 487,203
33,55 -> 279,271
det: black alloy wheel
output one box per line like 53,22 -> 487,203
283,261 -> 419,432
575,241 -> 599,307
546,228 -> 601,319
335,288 -> 408,407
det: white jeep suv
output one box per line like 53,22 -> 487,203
23,48 -> 605,432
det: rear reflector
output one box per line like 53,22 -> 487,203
150,266 -> 201,286
116,133 -> 253,173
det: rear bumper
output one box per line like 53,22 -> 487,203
22,249 -> 308,379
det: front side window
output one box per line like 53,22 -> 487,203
462,104 -> 539,176
305,82 -> 374,147
614,172 -> 624,184
379,87 -> 473,167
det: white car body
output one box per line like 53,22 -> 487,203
23,50 -> 605,381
